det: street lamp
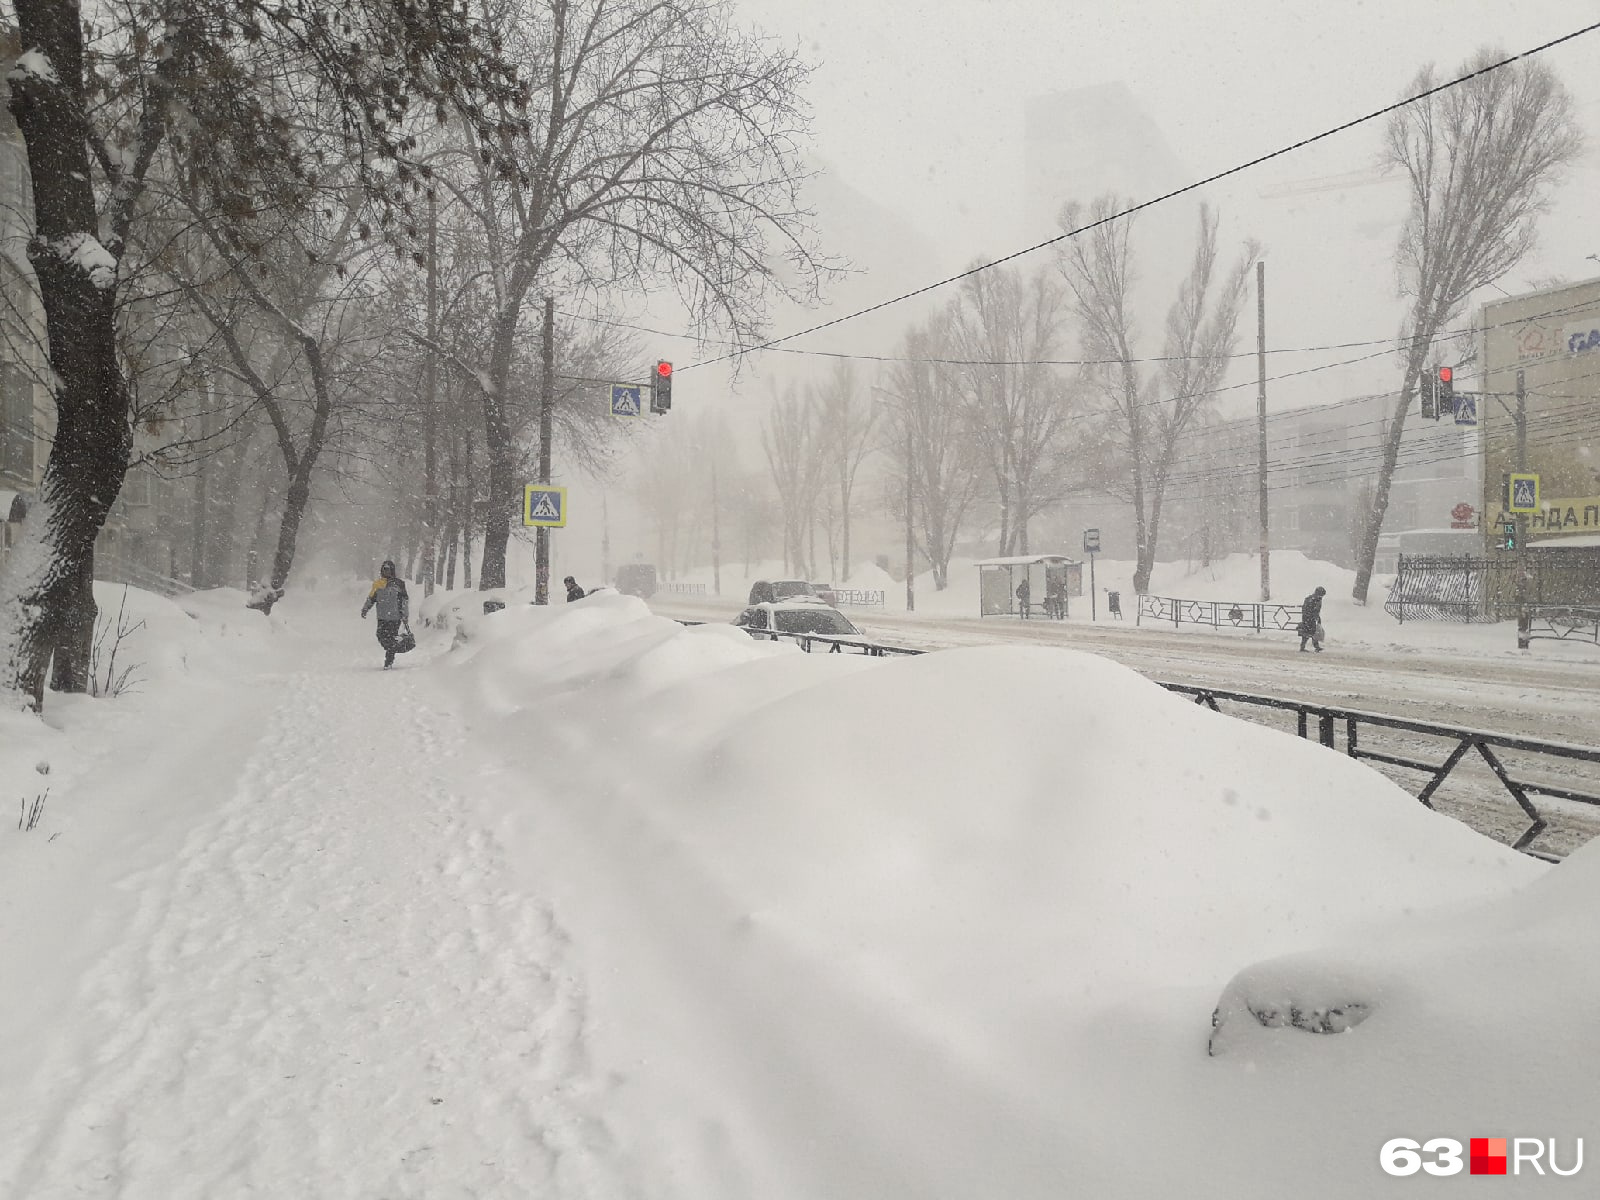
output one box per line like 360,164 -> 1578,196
871,385 -> 915,613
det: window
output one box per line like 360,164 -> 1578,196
0,360 -> 33,482
774,609 -> 857,636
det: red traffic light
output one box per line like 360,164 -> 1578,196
1438,366 -> 1452,383
656,361 -> 672,378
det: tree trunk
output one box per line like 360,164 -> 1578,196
1352,388 -> 1416,603
2,0 -> 134,705
48,554 -> 97,694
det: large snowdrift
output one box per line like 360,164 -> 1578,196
440,592 -> 1560,1198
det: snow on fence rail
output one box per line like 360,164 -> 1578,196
1137,595 -> 1302,633
679,619 -> 1600,861
831,588 -> 885,608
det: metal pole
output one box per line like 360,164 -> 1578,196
601,493 -> 610,587
1516,367 -> 1530,650
904,410 -> 915,613
711,458 -> 722,597
535,296 -> 554,604
421,192 -> 438,596
1256,259 -> 1270,601
190,375 -> 209,587
1090,552 -> 1096,621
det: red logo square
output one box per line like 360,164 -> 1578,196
1471,1138 -> 1508,1175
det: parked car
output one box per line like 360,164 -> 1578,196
810,582 -> 840,607
747,578 -> 817,605
734,601 -> 866,649
616,562 -> 658,598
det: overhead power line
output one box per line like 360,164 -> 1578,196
682,18 -> 1600,372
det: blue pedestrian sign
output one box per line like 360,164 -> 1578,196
1508,473 -> 1540,514
523,484 -> 567,528
1453,393 -> 1477,426
610,384 -> 642,419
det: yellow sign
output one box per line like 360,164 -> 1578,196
522,485 -> 567,528
1507,473 -> 1540,514
1497,495 -> 1600,536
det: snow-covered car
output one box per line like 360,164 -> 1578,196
809,582 -> 840,607
734,600 -> 866,648
748,579 -> 818,605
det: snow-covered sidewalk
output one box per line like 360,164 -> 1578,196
1,619 -> 627,1199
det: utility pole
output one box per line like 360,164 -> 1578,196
190,374 -> 210,587
711,458 -> 722,597
421,192 -> 439,596
600,493 -> 611,587
1515,367 -> 1530,650
904,408 -> 915,613
1256,259 -> 1270,601
535,296 -> 554,604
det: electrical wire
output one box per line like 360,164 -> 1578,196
682,19 -> 1600,371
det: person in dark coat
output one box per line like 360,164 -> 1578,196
563,575 -> 586,602
1299,585 -> 1326,652
360,560 -> 410,669
1016,576 -> 1031,619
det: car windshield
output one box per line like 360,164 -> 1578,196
770,580 -> 813,599
773,608 -> 856,636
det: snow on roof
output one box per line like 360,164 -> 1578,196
973,555 -> 1079,567
1529,534 -> 1600,549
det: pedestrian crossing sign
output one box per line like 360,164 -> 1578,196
610,384 -> 642,418
523,485 -> 567,528
1508,473 -> 1540,514
1453,394 -> 1477,426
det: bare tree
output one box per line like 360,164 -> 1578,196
1058,198 -> 1256,593
947,264 -> 1075,555
811,361 -> 875,581
886,316 -> 983,590
761,386 -> 826,577
1350,48 -> 1581,602
0,0 -> 520,705
436,0 -> 827,590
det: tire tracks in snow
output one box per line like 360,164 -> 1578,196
1,658 -> 631,1200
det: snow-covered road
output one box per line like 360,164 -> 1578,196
0,628 -> 627,1200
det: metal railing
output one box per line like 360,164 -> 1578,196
1137,594 -> 1303,633
660,581 -> 707,596
674,617 -> 1600,861
678,619 -> 918,657
1165,683 -> 1600,861
1524,605 -> 1600,645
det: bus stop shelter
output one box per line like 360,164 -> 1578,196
975,554 -> 1082,619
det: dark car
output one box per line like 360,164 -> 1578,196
616,563 -> 658,598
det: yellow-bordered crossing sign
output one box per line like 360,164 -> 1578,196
523,485 -> 567,527
1508,473 -> 1540,514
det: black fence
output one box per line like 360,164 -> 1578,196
678,618 -> 1600,861
1384,554 -> 1506,623
1137,595 -> 1303,633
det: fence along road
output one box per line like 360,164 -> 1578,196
657,594 -> 1600,860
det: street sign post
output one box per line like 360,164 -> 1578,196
523,484 -> 567,528
610,384 -> 642,418
1083,528 -> 1100,620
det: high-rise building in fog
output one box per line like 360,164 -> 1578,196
1022,83 -> 1191,240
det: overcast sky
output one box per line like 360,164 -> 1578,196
735,0 -> 1600,263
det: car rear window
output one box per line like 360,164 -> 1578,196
771,581 -> 813,599
774,609 -> 856,636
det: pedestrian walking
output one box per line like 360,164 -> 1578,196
1016,576 -> 1031,619
563,575 -> 587,602
360,560 -> 411,670
1299,585 -> 1326,653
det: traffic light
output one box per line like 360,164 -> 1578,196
651,360 -> 672,414
1437,365 -> 1454,415
1421,371 -> 1437,419
1502,521 -> 1517,551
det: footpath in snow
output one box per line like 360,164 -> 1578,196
2,582 -> 1598,1198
